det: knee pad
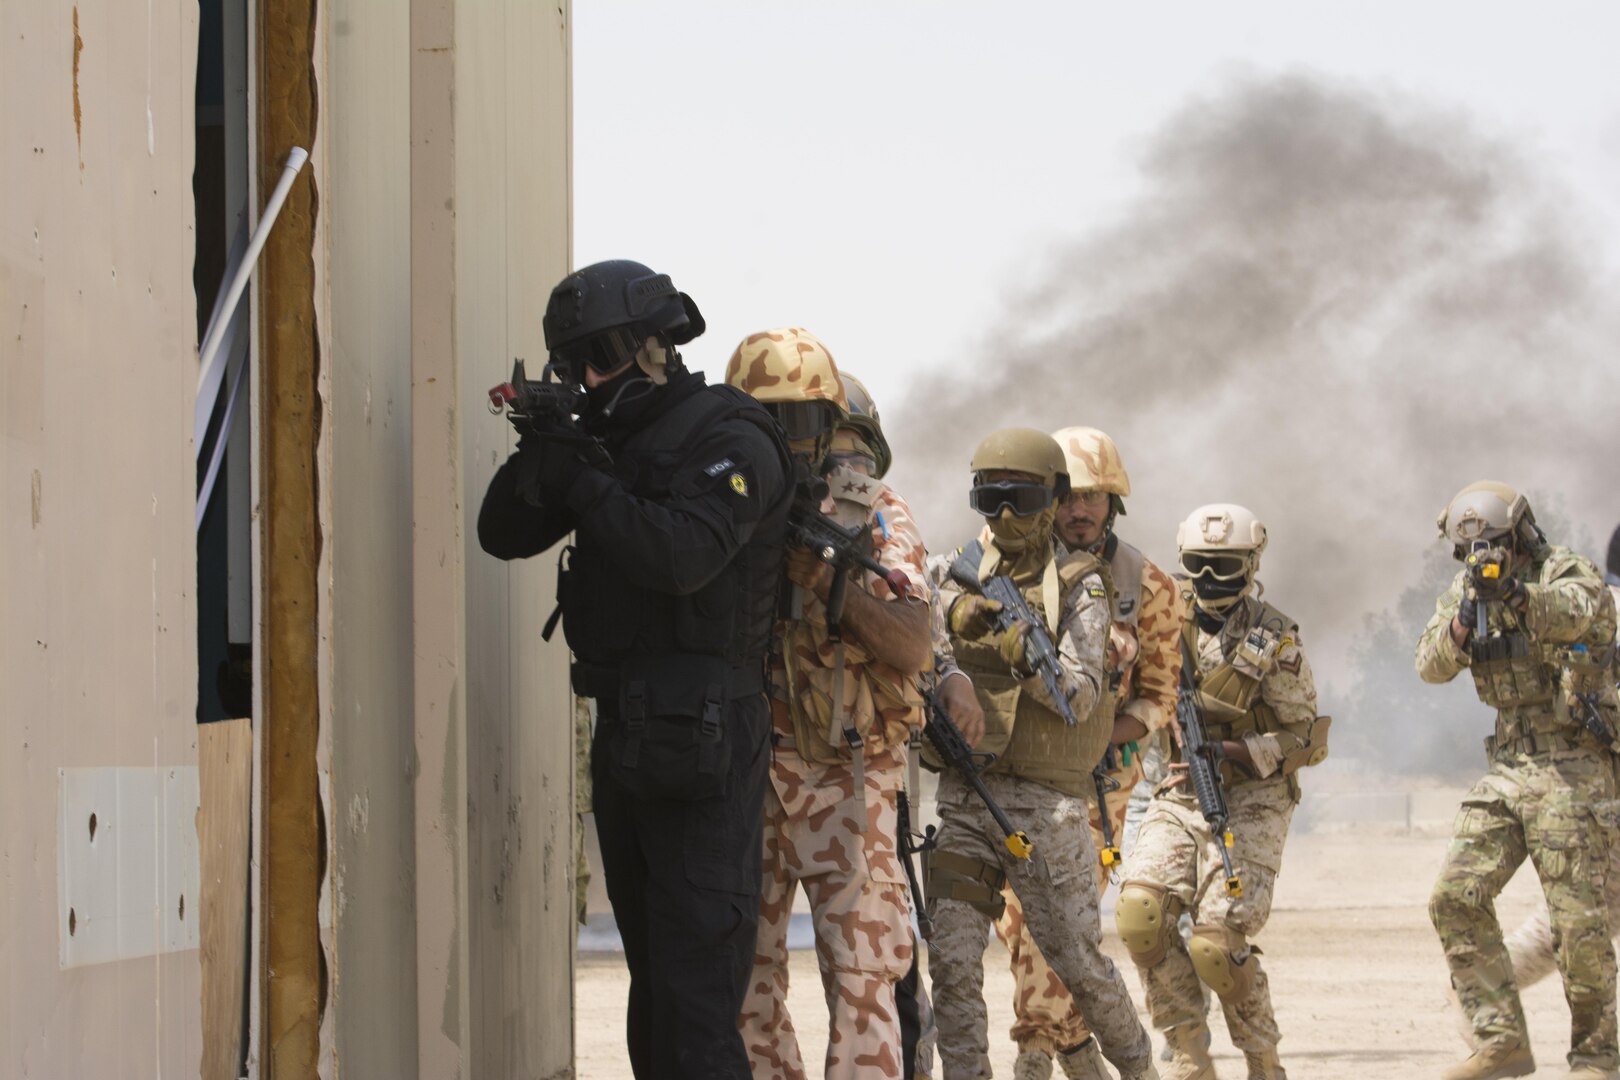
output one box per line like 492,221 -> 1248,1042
1188,924 -> 1258,1001
924,848 -> 1007,920
1115,882 -> 1176,966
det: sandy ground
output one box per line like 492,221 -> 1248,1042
574,831 -> 1597,1079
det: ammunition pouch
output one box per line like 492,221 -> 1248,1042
581,653 -> 761,802
1198,663 -> 1263,722
923,848 -> 1007,920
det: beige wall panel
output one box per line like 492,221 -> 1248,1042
324,0 -> 420,1077
454,2 -> 574,1076
1,1 -> 203,1076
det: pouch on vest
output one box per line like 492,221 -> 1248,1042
606,653 -> 733,802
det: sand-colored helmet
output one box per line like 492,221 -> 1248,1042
1436,481 -> 1537,559
970,428 -> 1069,489
1051,426 -> 1131,498
1177,503 -> 1267,614
725,327 -> 848,465
837,372 -> 892,478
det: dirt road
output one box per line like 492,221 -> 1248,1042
576,832 -> 1589,1078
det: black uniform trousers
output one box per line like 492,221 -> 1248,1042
592,694 -> 770,1079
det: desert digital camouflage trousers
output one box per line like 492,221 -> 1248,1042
1124,779 -> 1293,1056
739,760 -> 913,1080
992,757 -> 1140,1054
926,771 -> 1152,1080
1431,748 -> 1620,1068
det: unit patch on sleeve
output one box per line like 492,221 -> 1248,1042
703,458 -> 736,477
729,473 -> 749,497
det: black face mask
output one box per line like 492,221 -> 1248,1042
582,363 -> 659,424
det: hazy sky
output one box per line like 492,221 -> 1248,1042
576,1 -> 1620,410
574,3 -> 1620,691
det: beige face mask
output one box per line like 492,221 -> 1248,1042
988,505 -> 1057,580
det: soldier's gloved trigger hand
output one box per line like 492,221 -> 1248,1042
949,595 -> 1003,640
999,623 -> 1031,675
1457,593 -> 1479,631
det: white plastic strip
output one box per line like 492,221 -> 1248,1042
196,346 -> 247,531
193,145 -> 309,447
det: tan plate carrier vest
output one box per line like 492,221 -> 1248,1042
1179,595 -> 1329,800
927,542 -> 1115,799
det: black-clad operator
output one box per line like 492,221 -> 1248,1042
478,260 -> 792,1079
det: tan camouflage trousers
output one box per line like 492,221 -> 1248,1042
992,757 -> 1141,1055
574,695 -> 594,927
1123,780 -> 1293,1056
739,759 -> 912,1080
1431,749 -> 1619,1068
926,771 -> 1152,1080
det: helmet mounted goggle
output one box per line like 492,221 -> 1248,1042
768,400 -> 842,444
548,326 -> 645,385
1179,550 -> 1250,582
969,478 -> 1055,519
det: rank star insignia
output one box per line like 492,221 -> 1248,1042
729,473 -> 748,497
856,482 -> 872,494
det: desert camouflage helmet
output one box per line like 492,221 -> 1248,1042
723,327 -> 848,411
1436,481 -> 1533,548
1051,426 -> 1132,498
970,428 -> 1070,491
837,372 -> 892,478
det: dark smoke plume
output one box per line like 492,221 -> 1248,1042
889,74 -> 1620,766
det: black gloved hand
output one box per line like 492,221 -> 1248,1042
1457,592 -> 1479,632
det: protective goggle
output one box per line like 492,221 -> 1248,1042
968,480 -> 1054,519
549,326 -> 644,383
768,401 -> 841,443
1179,551 -> 1249,582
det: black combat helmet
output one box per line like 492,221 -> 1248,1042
542,260 -> 705,384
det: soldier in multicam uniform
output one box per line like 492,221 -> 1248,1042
991,428 -> 1184,1080
1115,504 -> 1327,1080
926,428 -> 1158,1080
1420,483 -> 1620,1080
728,332 -> 934,1080
1469,522 -> 1620,1047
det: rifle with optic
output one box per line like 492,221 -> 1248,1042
1177,637 -> 1242,898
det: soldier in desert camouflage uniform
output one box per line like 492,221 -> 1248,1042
1480,523 -> 1620,1040
575,693 -> 593,928
1115,504 -> 1327,1080
993,428 -> 1184,1080
1420,484 -> 1620,1080
927,428 -> 1158,1080
729,332 -> 933,1080
839,372 -> 946,1080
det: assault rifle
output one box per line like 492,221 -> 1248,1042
948,556 -> 1077,726
1465,540 -> 1506,641
486,359 -> 609,465
787,468 -> 911,627
896,786 -> 935,940
1093,748 -> 1124,871
1177,638 -> 1243,898
921,685 -> 1033,860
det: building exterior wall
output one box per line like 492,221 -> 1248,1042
0,1 -> 204,1076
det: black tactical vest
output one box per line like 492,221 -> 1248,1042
558,383 -> 791,674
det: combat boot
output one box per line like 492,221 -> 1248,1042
1014,1049 -> 1054,1080
1163,1021 -> 1216,1080
1057,1038 -> 1110,1080
1243,1047 -> 1286,1079
1440,1040 -> 1534,1080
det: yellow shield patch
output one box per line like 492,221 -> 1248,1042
729,473 -> 748,497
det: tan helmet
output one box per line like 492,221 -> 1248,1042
837,371 -> 892,479
970,428 -> 1069,490
1437,481 -> 1536,555
725,327 -> 848,465
1176,503 -> 1267,614
1051,426 -> 1131,497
